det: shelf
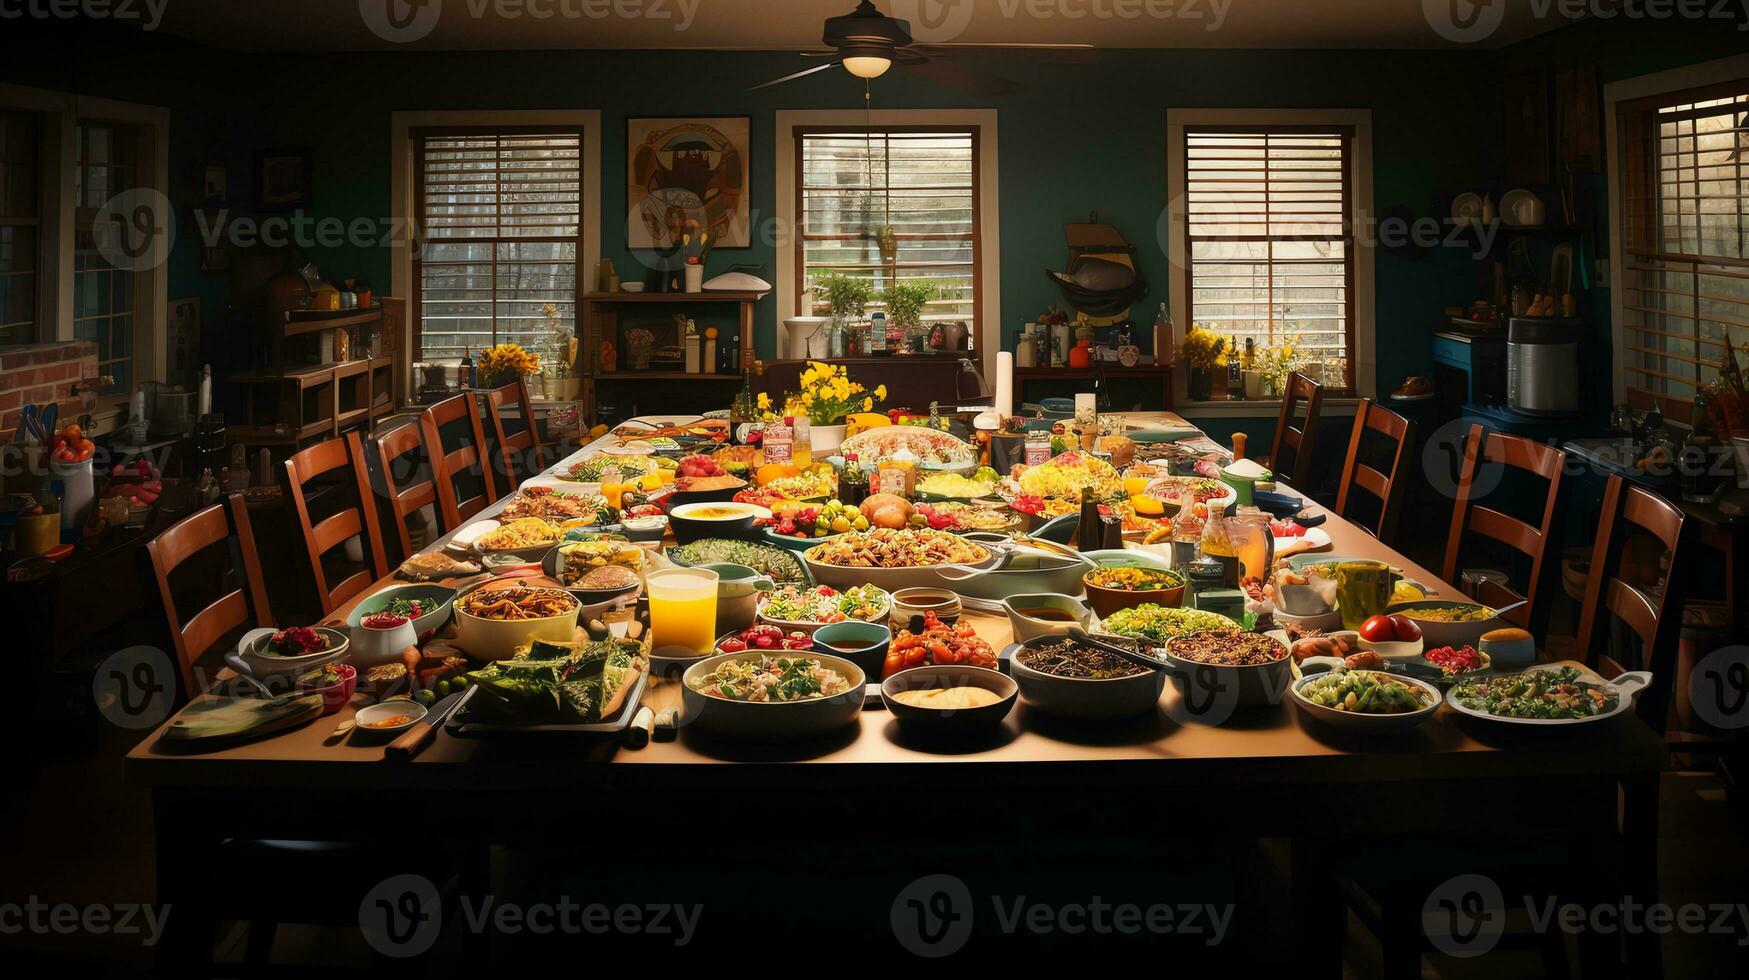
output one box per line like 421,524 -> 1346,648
283,307 -> 384,337
593,371 -> 741,381
1015,365 -> 1170,378
583,291 -> 766,304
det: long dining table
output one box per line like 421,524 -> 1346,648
125,415 -> 1668,975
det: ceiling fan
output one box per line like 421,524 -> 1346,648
750,0 -> 1095,95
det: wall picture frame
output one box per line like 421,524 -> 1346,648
625,116 -> 750,250
254,147 -> 311,211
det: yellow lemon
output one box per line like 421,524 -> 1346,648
1130,494 -> 1165,517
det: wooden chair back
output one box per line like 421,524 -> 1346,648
1440,425 -> 1568,634
422,392 -> 498,528
1334,399 -> 1416,542
1267,371 -> 1324,488
284,431 -> 390,615
146,494 -> 272,696
374,420 -> 438,560
484,379 -> 548,489
1574,474 -> 1690,731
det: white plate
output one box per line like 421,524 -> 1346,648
1272,526 -> 1332,557
448,519 -> 501,552
1291,669 -> 1442,731
1443,663 -> 1651,726
1451,192 -> 1483,224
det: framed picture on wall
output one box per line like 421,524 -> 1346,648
625,116 -> 750,250
203,165 -> 227,205
254,148 -> 311,210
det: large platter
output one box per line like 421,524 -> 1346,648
1442,662 -> 1651,727
801,538 -> 1003,591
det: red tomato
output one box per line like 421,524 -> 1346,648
882,649 -> 905,679
1358,614 -> 1397,643
1387,615 -> 1422,642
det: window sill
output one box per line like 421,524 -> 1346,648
1176,397 -> 1367,419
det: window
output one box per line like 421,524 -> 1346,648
413,129 -> 581,363
795,127 -> 979,345
74,120 -> 148,392
1617,84 -> 1748,419
0,110 -> 39,345
1182,126 -> 1355,392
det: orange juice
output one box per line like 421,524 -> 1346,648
646,567 -> 719,654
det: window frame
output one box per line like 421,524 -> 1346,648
73,118 -> 153,393
0,108 -> 45,345
409,124 -> 585,362
1166,108 -> 1376,410
1605,54 -> 1749,420
790,124 -> 983,351
390,109 -> 601,394
775,108 -> 1001,382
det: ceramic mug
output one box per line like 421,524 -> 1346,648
696,562 -> 775,631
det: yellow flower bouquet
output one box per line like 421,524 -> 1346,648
768,361 -> 887,425
477,343 -> 541,388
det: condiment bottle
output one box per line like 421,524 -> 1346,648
839,452 -> 869,508
791,416 -> 813,470
764,417 -> 794,466
1024,428 -> 1052,466
876,448 -> 919,498
1199,498 -> 1238,587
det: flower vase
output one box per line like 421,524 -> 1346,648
1189,367 -> 1214,401
812,423 -> 847,456
1243,370 -> 1267,400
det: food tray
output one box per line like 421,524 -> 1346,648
1442,660 -> 1650,727
445,666 -> 649,736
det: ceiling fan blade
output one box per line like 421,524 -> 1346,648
750,61 -> 842,90
902,58 -> 1024,97
912,43 -> 1099,65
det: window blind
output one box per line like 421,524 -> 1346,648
1619,90 -> 1749,419
415,129 -> 581,362
1184,128 -> 1354,389
0,110 -> 38,345
797,129 -> 977,342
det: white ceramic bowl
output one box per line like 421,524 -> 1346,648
228,626 -> 350,679
680,650 -> 866,740
452,585 -> 582,662
1385,600 -> 1502,649
354,699 -> 428,735
1290,669 -> 1442,731
1008,636 -> 1167,720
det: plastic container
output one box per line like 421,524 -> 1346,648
52,458 -> 93,531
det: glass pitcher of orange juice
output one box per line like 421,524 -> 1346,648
1224,512 -> 1276,588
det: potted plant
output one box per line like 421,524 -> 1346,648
880,279 -> 942,351
786,361 -> 887,454
1255,336 -> 1304,399
812,271 -> 872,357
1180,327 -> 1227,401
476,343 -> 540,390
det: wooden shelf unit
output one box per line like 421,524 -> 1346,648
230,355 -> 396,447
580,291 -> 761,422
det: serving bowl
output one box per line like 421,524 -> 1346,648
1385,599 -> 1502,649
452,585 -> 582,662
354,699 -> 427,735
801,542 -> 1003,592
540,544 -> 644,606
811,620 -> 892,681
347,614 -> 419,668
228,626 -> 351,679
346,584 -> 456,638
1161,630 -> 1292,709
755,587 -> 891,637
1290,669 -> 1442,731
1081,566 -> 1185,618
295,663 -> 357,715
1008,635 -> 1167,720
890,587 -> 962,630
667,478 -> 750,509
881,665 -> 1017,732
669,501 -> 769,544
1002,593 -> 1094,642
680,650 -> 867,740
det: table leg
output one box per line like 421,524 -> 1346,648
151,792 -> 213,978
1621,773 -> 1664,980
1288,836 -> 1344,980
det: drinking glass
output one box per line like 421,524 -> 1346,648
647,567 -> 719,655
1335,560 -> 1392,630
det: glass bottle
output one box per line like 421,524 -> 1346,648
458,346 -> 474,389
839,452 -> 869,508
764,416 -> 794,466
1199,498 -> 1238,587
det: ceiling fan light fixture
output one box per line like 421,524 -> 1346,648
842,54 -> 891,79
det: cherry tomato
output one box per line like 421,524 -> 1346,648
1358,614 -> 1397,643
1387,614 -> 1422,642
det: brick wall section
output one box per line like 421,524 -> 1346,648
0,341 -> 99,441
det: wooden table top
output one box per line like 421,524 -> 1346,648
126,422 -> 1667,792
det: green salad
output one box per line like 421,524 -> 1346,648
1097,604 -> 1237,644
667,538 -> 808,585
759,584 -> 887,624
1451,666 -> 1620,720
1299,669 -> 1432,714
689,655 -> 853,703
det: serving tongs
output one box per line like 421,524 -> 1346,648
1066,627 -> 1175,673
1296,655 -> 1445,683
932,533 -> 1097,582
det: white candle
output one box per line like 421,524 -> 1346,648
995,351 -> 1013,421
130,390 -> 145,422
198,364 -> 212,418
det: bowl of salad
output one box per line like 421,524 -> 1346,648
1081,565 -> 1186,618
1446,665 -> 1647,726
1291,667 -> 1441,731
345,584 -> 456,638
681,650 -> 867,739
755,584 -> 890,636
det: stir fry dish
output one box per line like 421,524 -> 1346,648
689,655 -> 853,702
476,517 -> 559,551
457,585 -> 577,621
499,487 -> 617,524
558,540 -> 644,586
465,637 -> 642,724
1016,638 -> 1150,679
1451,667 -> 1621,719
805,528 -> 989,568
1084,566 -> 1183,592
1166,630 -> 1288,666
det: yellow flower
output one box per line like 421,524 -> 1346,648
862,397 -> 873,411
874,385 -> 888,401
756,392 -> 771,410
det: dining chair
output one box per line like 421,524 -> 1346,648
1439,424 -> 1568,637
1574,473 -> 1691,731
373,419 -> 440,561
1264,371 -> 1323,489
284,431 -> 390,616
1333,399 -> 1416,543
422,392 -> 499,529
146,494 -> 273,697
484,378 -> 549,490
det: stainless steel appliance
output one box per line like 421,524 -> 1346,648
1506,316 -> 1581,416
